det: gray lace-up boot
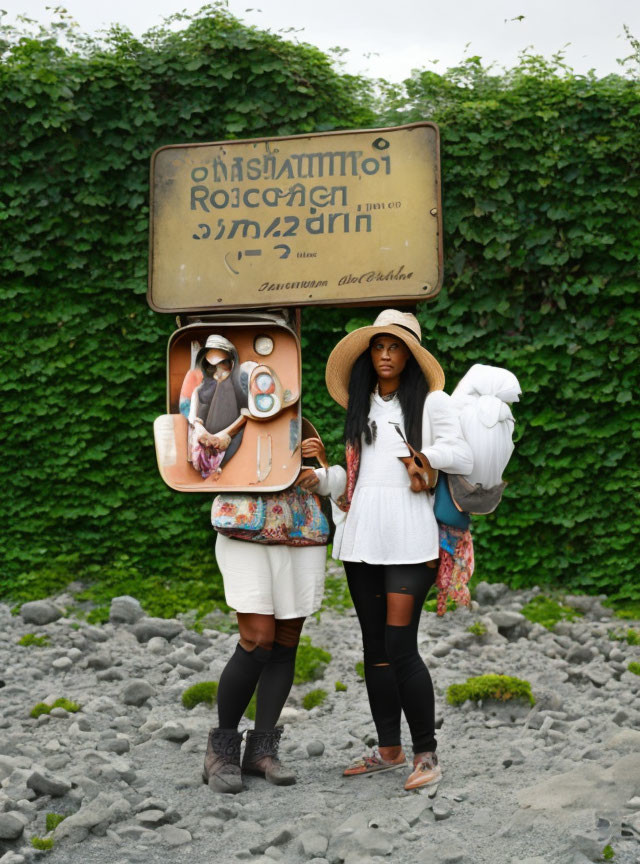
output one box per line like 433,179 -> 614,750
242,726 -> 296,786
203,728 -> 243,794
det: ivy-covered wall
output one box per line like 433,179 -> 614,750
1,11 -> 638,608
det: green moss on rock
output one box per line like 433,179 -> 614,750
31,837 -> 54,851
244,694 -> 257,721
17,633 -> 50,647
466,622 -> 487,636
521,595 -> 582,630
52,698 -> 80,713
45,814 -> 67,832
355,661 -> 365,679
447,674 -> 535,707
302,689 -> 328,710
628,662 -> 640,676
294,637 -> 331,684
335,681 -> 347,692
181,681 -> 218,710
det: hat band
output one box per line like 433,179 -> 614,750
388,323 -> 421,343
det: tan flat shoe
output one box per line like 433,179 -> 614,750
404,751 -> 442,790
343,748 -> 407,777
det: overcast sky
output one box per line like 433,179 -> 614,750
4,0 -> 638,80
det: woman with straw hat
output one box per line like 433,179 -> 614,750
301,309 -> 473,790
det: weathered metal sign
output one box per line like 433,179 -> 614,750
148,122 -> 442,311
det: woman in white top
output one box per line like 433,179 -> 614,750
302,309 -> 473,791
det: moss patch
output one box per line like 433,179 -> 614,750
355,661 -> 365,679
608,628 -> 640,646
466,622 -> 487,636
45,814 -> 67,832
17,633 -> 50,647
244,694 -> 257,721
335,681 -> 347,692
602,845 -> 615,860
29,698 -> 81,719
322,575 -> 353,612
181,681 -> 218,710
294,637 -> 331,684
447,674 -> 535,707
31,837 -> 54,851
521,595 -> 582,630
302,688 -> 328,710
628,662 -> 640,677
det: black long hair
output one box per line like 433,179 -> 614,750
344,337 -> 430,450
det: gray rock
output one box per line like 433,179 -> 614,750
156,722 -> 189,743
0,852 -> 26,864
0,812 -> 25,840
157,825 -> 192,846
474,581 -> 509,605
306,740 -> 325,757
132,617 -> 182,643
563,595 -> 596,614
136,809 -> 166,825
20,601 -> 62,625
432,800 -> 453,821
566,645 -> 594,664
298,831 -> 329,857
87,653 -> 112,670
121,679 -> 155,706
54,792 -> 131,844
584,666 -> 610,688
26,769 -> 71,797
251,826 -> 294,855
110,596 -> 145,624
489,610 -> 526,629
97,738 -> 130,754
52,656 -> 73,671
146,636 -> 169,654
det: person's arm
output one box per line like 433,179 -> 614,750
310,464 -> 347,498
421,390 -> 474,475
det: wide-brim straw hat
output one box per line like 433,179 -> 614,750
325,309 -> 445,409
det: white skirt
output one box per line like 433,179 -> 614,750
215,534 -> 327,619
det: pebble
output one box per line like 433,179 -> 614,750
52,656 -> 73,671
432,801 -> 453,821
121,679 -> 155,706
306,740 -> 325,757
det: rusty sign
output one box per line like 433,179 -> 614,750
148,122 -> 442,312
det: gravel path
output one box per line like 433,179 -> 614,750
1,570 -> 639,864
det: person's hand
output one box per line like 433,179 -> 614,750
301,437 -> 328,468
401,453 -> 437,493
297,468 -> 320,491
207,432 -> 231,451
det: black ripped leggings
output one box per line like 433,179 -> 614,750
345,561 -> 437,754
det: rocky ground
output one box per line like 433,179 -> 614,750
1,571 -> 639,864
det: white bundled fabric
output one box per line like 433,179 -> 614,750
451,364 -> 521,488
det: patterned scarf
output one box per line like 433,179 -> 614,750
336,441 -> 360,513
436,525 -> 474,616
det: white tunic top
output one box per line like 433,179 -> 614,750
315,390 -> 473,565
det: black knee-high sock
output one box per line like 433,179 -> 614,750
217,644 -> 272,729
254,642 -> 298,730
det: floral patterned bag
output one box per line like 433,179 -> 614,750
211,486 -> 329,547
211,495 -> 266,534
